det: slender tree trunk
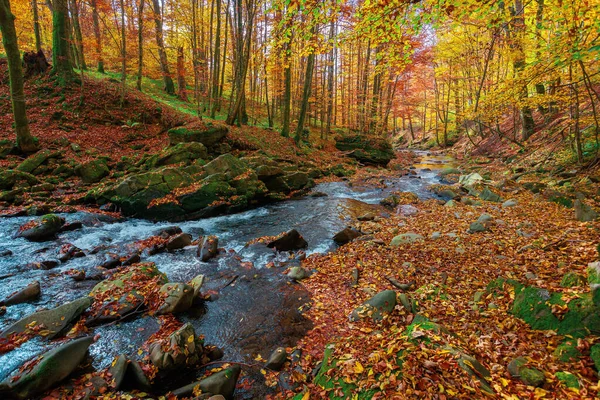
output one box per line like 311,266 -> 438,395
70,0 -> 86,70
151,0 -> 175,94
177,46 -> 188,101
137,0 -> 144,90
91,0 -> 104,73
0,0 -> 39,153
295,36 -> 316,143
324,17 -> 335,139
51,0 -> 74,86
513,0 -> 534,141
120,0 -> 126,104
210,0 -> 221,118
32,0 -> 42,51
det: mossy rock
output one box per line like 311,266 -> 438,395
553,339 -> 581,362
511,286 -> 563,331
168,125 -> 228,147
16,150 -> 52,174
179,179 -> 236,212
590,344 -> 600,373
555,371 -> 580,390
75,159 -> 109,183
0,169 -> 39,190
152,142 -> 208,167
90,263 -> 167,297
17,214 -> 65,242
561,272 -> 585,288
335,134 -> 394,166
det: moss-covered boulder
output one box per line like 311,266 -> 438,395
15,149 -> 52,174
75,159 -> 109,183
561,272 -> 586,288
0,169 -> 39,190
168,125 -> 228,147
172,365 -> 241,399
507,357 -> 545,387
152,142 -> 208,167
335,134 -> 394,166
156,283 -> 194,314
0,297 -> 92,340
588,261 -> 600,305
1,336 -> 94,400
390,232 -> 424,246
90,262 -> 167,297
511,286 -> 562,331
17,214 -> 65,242
350,290 -> 397,321
556,371 -> 580,390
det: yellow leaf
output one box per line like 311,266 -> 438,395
354,361 -> 364,374
187,335 -> 194,343
301,392 -> 310,400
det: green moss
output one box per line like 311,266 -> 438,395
590,344 -> 600,372
555,371 -> 580,389
553,339 -> 581,362
511,286 -> 563,331
560,272 -> 585,288
519,367 -> 545,387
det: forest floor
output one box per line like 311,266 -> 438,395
1,64 -> 600,399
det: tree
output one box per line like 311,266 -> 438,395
0,0 -> 39,153
151,0 -> 175,94
51,0 -> 75,86
91,0 -> 104,73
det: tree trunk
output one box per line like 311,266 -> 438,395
51,0 -> 74,86
177,46 -> 188,101
137,0 -> 144,90
120,0 -> 126,104
295,41 -> 316,143
210,0 -> 221,117
0,0 -> 39,153
151,0 -> 175,94
91,0 -> 104,73
70,0 -> 86,70
513,0 -> 534,141
32,0 -> 42,51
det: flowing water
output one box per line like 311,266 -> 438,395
0,151 -> 454,397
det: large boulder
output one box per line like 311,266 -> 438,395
0,170 -> 39,190
267,229 -> 308,251
1,337 -> 94,400
157,283 -> 195,314
0,297 -> 92,340
390,232 -> 424,246
168,125 -> 228,147
1,281 -> 40,306
198,235 -> 219,261
575,199 -> 598,222
172,365 -> 241,400
350,290 -> 397,321
335,134 -> 394,166
153,142 -> 208,167
149,322 -> 205,369
17,214 -> 65,242
333,227 -> 362,245
75,159 -> 109,183
166,233 -> 192,251
15,149 -> 52,174
90,262 -> 167,297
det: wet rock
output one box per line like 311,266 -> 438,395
198,235 -> 219,261
125,360 -> 153,392
25,260 -> 59,270
1,281 -> 40,306
86,291 -> 145,326
149,323 -> 205,369
108,354 -> 128,390
101,254 -> 122,269
350,290 -> 397,321
310,191 -> 328,197
265,347 -> 288,371
2,337 -> 93,399
58,243 -> 85,262
90,263 -> 167,296
80,376 -> 109,400
59,221 -> 83,233
267,229 -> 308,252
0,249 -> 12,257
189,274 -> 205,298
172,365 -> 241,400
166,232 -> 192,251
508,357 -> 545,387
574,199 -> 598,222
122,252 -> 141,266
0,296 -> 92,340
17,214 -> 65,242
287,266 -> 309,281
333,227 -> 362,245
157,283 -> 195,314
158,226 -> 183,238
390,233 -> 424,246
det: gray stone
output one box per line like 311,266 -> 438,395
477,213 -> 493,223
502,199 -> 518,208
157,283 -> 195,314
172,365 -> 241,400
350,290 -> 397,321
267,229 -> 308,251
468,222 -> 487,233
0,296 -> 92,340
574,199 -> 598,221
1,281 -> 40,306
390,233 -> 424,246
265,347 -> 288,371
189,274 -> 205,298
287,267 -> 309,281
333,227 -> 362,245
166,233 -> 192,251
108,354 -> 128,390
198,235 -> 219,261
149,323 -> 204,370
17,214 -> 65,242
1,337 -> 94,400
